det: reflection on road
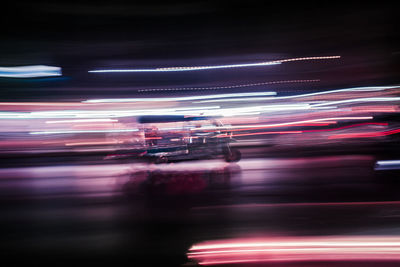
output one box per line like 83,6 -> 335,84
1,154 -> 400,265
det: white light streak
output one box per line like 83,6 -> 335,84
89,62 -> 280,73
312,97 -> 400,107
83,92 -> 277,103
88,56 -> 340,73
273,86 -> 398,100
376,160 -> 400,165
30,129 -> 139,135
46,119 -> 119,124
0,65 -> 62,78
375,160 -> 400,170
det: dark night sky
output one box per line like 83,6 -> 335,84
1,1 -> 399,100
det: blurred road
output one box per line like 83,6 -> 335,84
1,149 -> 400,265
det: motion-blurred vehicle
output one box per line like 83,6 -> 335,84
138,115 -> 241,163
106,115 -> 241,163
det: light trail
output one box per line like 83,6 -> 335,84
194,117 -> 373,132
46,119 -> 119,124
65,140 -> 123,146
188,236 -> 400,265
30,129 -> 139,135
83,85 -> 397,104
83,92 -> 276,103
194,86 -> 399,103
137,79 -> 320,92
329,128 -> 400,139
88,55 -> 340,73
229,122 -> 384,137
375,160 -> 400,170
0,65 -> 62,78
312,97 -> 400,107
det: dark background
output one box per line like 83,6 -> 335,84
0,1 -> 398,100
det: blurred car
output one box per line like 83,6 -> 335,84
106,115 -> 241,163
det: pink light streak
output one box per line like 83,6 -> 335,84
303,122 -> 388,133
232,131 -> 303,137
188,236 -> 400,265
329,128 -> 400,139
229,122 -> 387,137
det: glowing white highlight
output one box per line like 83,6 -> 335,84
375,160 -> 400,170
194,97 -> 277,103
0,65 -> 62,78
83,92 -> 277,103
376,160 -> 400,165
